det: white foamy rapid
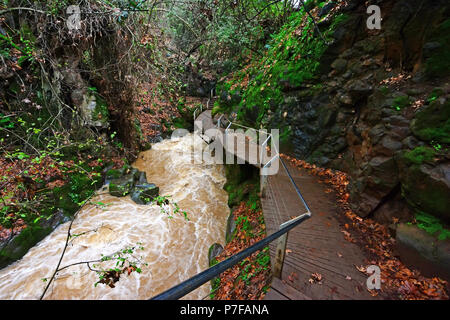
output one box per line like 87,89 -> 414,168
0,134 -> 229,299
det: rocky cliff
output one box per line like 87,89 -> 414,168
216,0 -> 450,234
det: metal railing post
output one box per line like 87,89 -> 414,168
273,232 -> 288,279
260,170 -> 268,198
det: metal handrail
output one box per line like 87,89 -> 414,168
150,114 -> 312,300
193,89 -> 214,119
219,118 -> 280,169
151,212 -> 310,300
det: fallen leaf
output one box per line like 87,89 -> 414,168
355,265 -> 367,273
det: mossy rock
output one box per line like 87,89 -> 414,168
208,243 -> 224,267
109,174 -> 135,197
403,146 -> 437,165
225,212 -> 237,244
424,18 -> 450,78
396,223 -> 450,281
130,184 -> 159,205
0,211 -> 70,269
410,99 -> 450,144
398,152 -> 450,223
105,168 -> 123,182
0,226 -> 50,268
52,173 -> 101,214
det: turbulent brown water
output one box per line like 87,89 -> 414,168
0,134 -> 229,299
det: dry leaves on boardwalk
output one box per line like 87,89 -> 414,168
282,154 -> 449,300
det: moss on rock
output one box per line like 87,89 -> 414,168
424,19 -> 450,78
411,99 -> 450,144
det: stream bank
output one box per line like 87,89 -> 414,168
208,163 -> 272,300
0,134 -> 229,300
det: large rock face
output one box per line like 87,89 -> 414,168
265,0 -> 450,227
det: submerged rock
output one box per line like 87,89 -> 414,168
107,166 -> 160,205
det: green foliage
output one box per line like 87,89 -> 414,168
403,146 -> 436,165
392,96 -> 411,111
218,9 -> 348,127
415,212 -> 450,241
166,0 -> 291,70
236,216 -> 253,238
224,164 -> 260,208
239,247 -> 270,285
151,195 -> 189,221
92,95 -> 109,122
426,89 -> 443,103
93,243 -> 147,288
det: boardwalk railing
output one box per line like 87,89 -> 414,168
150,114 -> 312,300
218,116 -> 280,172
193,89 -> 214,119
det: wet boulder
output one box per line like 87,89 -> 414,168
131,184 -> 159,205
208,243 -> 224,267
398,153 -> 450,223
411,99 -> 450,144
109,174 -> 135,197
0,210 -> 70,269
225,213 -> 237,243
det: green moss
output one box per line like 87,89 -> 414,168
426,88 -> 444,103
411,99 -> 450,144
0,224 -> 51,265
92,94 -> 109,122
224,164 -> 260,209
217,9 -> 346,127
404,146 -> 436,165
425,19 -> 450,78
415,211 -> 450,241
106,169 -> 122,180
211,104 -> 222,118
392,95 -> 411,111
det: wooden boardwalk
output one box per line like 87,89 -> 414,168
196,110 -> 376,300
261,162 -> 377,300
196,110 -> 268,166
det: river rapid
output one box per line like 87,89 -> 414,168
0,134 -> 229,299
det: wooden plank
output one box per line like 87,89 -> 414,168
263,288 -> 289,300
271,278 -> 312,300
